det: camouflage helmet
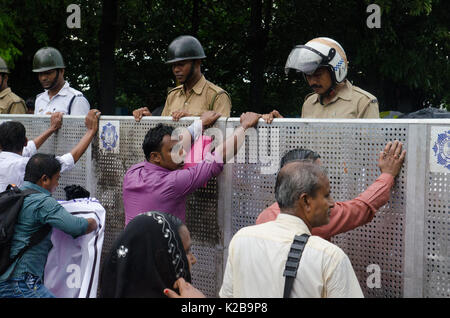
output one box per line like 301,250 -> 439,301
0,57 -> 10,74
32,47 -> 65,72
165,35 -> 206,64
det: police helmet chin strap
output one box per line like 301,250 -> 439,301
0,74 -> 5,91
185,60 -> 196,85
47,69 -> 61,91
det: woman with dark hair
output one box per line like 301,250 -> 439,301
99,211 -> 201,298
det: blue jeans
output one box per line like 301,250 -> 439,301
0,273 -> 55,298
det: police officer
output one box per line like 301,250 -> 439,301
0,57 -> 27,114
133,35 -> 231,122
33,47 -> 90,115
263,37 -> 379,122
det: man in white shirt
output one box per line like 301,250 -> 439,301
219,161 -> 364,298
0,109 -> 101,192
32,47 -> 90,115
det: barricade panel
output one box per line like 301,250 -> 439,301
1,115 -> 448,298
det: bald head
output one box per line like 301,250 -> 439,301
275,161 -> 327,210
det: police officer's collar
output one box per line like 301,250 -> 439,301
314,80 -> 352,105
181,75 -> 207,96
0,87 -> 11,98
42,81 -> 70,100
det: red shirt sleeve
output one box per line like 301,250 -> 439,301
312,173 -> 394,240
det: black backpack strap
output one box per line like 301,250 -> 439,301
2,186 -> 50,278
283,233 -> 310,298
4,224 -> 51,279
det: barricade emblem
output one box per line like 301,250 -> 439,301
100,121 -> 119,153
432,129 -> 450,171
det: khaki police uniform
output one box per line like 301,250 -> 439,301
301,80 -> 379,118
161,75 -> 231,117
0,88 -> 27,114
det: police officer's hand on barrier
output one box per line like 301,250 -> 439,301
261,109 -> 283,124
378,140 -> 406,177
171,110 -> 192,122
133,107 -> 152,122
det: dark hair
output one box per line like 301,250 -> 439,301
24,153 -> 61,183
280,148 -> 321,169
64,184 -> 90,200
25,97 -> 35,111
275,161 -> 327,210
0,121 -> 27,153
142,123 -> 174,160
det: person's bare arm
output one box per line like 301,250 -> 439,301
33,112 -> 63,149
70,109 -> 101,163
214,112 -> 261,163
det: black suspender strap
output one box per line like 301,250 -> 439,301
67,95 -> 77,115
282,233 -> 310,298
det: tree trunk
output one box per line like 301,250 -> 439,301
191,0 -> 200,36
98,0 -> 117,114
248,0 -> 272,113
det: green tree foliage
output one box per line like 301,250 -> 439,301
0,0 -> 448,114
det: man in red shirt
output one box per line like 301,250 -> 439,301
256,141 -> 406,240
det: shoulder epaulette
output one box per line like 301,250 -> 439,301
67,87 -> 84,97
167,85 -> 183,96
352,86 -> 378,103
304,92 -> 317,103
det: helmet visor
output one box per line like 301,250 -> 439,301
284,45 -> 325,76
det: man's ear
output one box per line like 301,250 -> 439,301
149,151 -> 161,163
298,193 -> 309,209
36,174 -> 49,187
24,137 -> 28,148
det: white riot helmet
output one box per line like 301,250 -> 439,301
285,37 -> 348,84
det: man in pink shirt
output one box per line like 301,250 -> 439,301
123,111 -> 262,225
256,141 -> 406,240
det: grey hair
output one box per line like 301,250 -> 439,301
275,161 -> 328,210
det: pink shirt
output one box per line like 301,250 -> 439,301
123,152 -> 223,226
255,173 -> 394,240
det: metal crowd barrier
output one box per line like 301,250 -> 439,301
1,114 -> 449,298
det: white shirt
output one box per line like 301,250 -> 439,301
0,141 -> 75,192
21,140 -> 37,158
34,81 -> 90,115
219,213 -> 364,298
45,198 -> 106,298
